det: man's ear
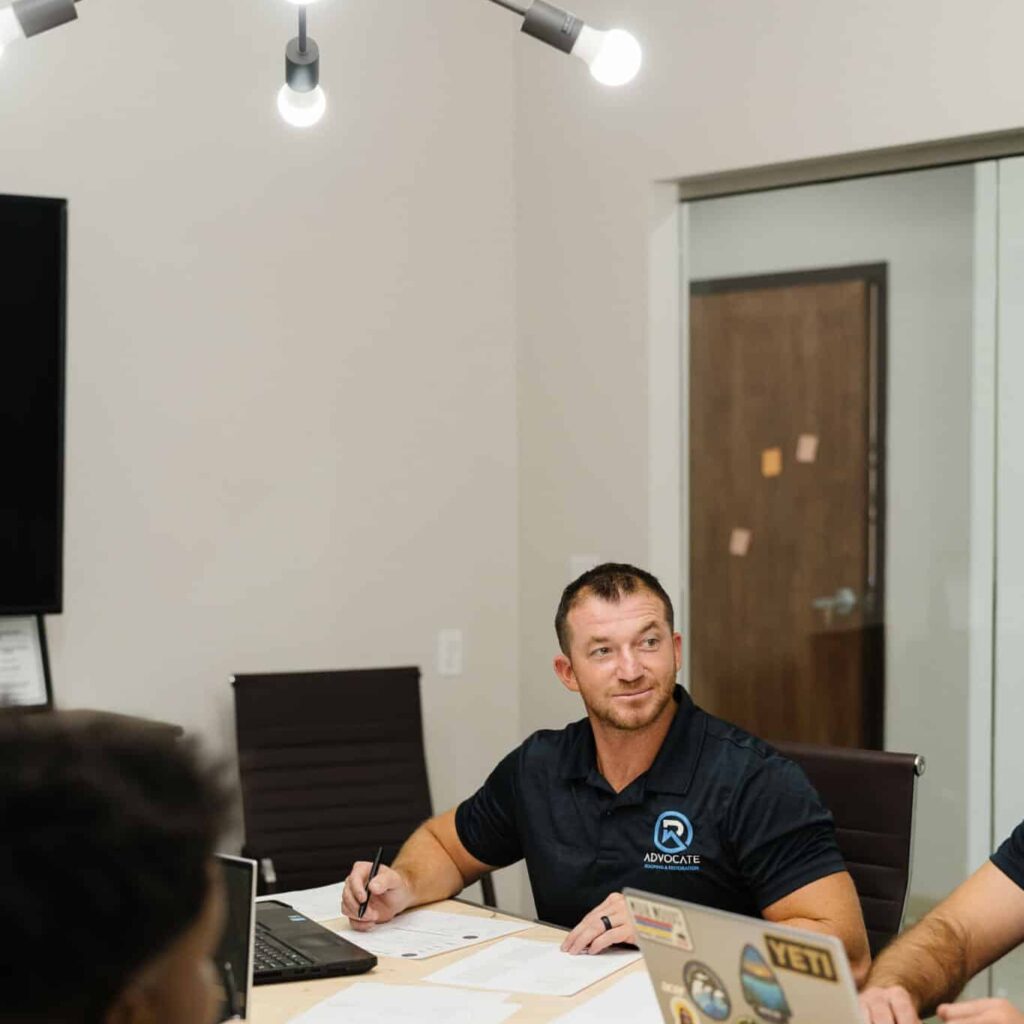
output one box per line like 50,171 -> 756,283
673,632 -> 683,674
553,653 -> 580,694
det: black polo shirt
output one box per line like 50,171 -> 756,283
992,821 -> 1024,889
455,687 -> 846,927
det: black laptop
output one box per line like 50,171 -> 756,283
216,856 -> 376,1007
253,899 -> 377,984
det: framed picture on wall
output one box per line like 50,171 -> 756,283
0,616 -> 54,710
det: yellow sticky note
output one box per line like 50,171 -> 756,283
761,447 -> 783,478
729,528 -> 752,557
796,434 -> 819,464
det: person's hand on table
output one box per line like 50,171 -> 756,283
561,892 -> 637,955
341,861 -> 413,931
859,986 -> 922,1024
936,999 -> 1024,1024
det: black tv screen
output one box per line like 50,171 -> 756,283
0,195 -> 66,614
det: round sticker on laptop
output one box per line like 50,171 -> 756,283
740,944 -> 792,1024
669,996 -> 700,1024
682,961 -> 731,1021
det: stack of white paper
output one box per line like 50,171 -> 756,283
339,909 -> 532,960
287,982 -> 520,1024
424,937 -> 642,997
256,882 -> 344,923
549,972 -> 661,1023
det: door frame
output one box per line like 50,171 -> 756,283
646,151 -> 1001,992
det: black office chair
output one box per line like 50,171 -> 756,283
232,666 -> 497,907
774,740 -> 925,957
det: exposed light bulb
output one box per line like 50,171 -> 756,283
0,5 -> 25,48
277,83 -> 326,128
572,25 -> 642,86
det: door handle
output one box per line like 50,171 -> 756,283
811,587 -> 858,617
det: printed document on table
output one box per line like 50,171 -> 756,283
335,909 -> 532,959
256,882 -> 344,922
287,982 -> 520,1024
549,972 -> 661,1022
424,937 -> 642,996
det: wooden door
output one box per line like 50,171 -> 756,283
688,266 -> 885,748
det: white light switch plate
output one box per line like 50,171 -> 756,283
436,628 -> 464,676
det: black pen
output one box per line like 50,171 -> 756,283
358,845 -> 384,920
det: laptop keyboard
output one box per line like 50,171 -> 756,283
254,925 -> 315,972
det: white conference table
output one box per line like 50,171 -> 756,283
251,898 -> 648,1023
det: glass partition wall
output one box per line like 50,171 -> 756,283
675,156 -> 1024,1004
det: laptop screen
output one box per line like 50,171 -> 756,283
214,855 -> 256,1021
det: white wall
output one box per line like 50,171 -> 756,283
9,0 -> 1024,923
685,167 -> 979,907
514,0 -> 1024,928
515,0 -> 1024,758
1,0 -> 523,907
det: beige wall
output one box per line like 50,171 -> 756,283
7,0 -> 1024,920
1,0 -> 523,905
516,0 -> 1024,742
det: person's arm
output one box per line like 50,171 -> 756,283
342,745 -> 525,929
727,756 -> 869,982
861,863 -> 1024,1023
762,870 -> 871,987
341,808 -> 495,929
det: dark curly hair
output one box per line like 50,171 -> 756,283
0,712 -> 230,1023
554,562 -> 675,655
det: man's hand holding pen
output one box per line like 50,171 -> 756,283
342,859 -> 415,930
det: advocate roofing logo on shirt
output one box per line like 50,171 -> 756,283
645,811 -> 702,871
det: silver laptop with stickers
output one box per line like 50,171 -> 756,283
624,888 -> 863,1024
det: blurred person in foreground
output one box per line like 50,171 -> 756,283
0,710 -> 230,1024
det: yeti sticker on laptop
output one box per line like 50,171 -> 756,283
765,935 -> 838,983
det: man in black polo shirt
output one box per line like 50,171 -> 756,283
860,822 -> 1024,1024
342,563 -> 869,981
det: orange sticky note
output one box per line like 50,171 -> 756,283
761,447 -> 783,478
796,434 -> 819,464
729,528 -> 752,557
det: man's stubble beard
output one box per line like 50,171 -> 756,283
583,677 -> 676,733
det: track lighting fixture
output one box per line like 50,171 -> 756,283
273,0 -> 641,131
486,0 -> 642,87
0,0 -> 82,58
277,5 -> 326,128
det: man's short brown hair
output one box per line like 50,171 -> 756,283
554,562 -> 675,655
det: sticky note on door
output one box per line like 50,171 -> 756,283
761,447 -> 783,478
796,434 -> 819,464
729,528 -> 752,557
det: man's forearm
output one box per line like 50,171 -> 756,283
391,820 -> 474,908
868,913 -> 971,1014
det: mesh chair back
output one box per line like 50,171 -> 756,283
774,740 -> 924,958
232,667 -> 432,893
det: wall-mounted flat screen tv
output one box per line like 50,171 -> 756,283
0,195 -> 67,614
